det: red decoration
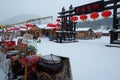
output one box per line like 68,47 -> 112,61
26,23 -> 34,27
21,43 -> 28,48
81,7 -> 86,12
80,14 -> 88,21
14,27 -> 20,31
6,29 -> 11,32
47,23 -> 57,27
86,5 -> 91,11
31,56 -> 39,64
4,41 -> 16,48
20,58 -> 29,66
20,26 -> 26,29
56,18 -> 60,22
19,56 -> 40,66
90,12 -> 99,20
71,16 -> 78,22
101,10 -> 112,18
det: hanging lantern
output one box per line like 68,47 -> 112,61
80,14 -> 88,21
101,10 -> 112,19
71,16 -> 78,22
56,18 -> 60,22
90,12 -> 99,20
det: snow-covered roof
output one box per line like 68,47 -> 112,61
36,24 -> 47,29
36,24 -> 55,29
45,27 -> 55,29
20,28 -> 26,31
94,30 -> 110,33
76,28 -> 91,31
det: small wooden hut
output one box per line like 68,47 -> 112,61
28,25 -> 42,39
76,28 -> 95,39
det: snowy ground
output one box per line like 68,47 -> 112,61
0,36 -> 120,80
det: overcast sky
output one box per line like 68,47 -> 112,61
0,0 -> 101,22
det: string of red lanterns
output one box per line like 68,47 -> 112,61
56,10 -> 112,22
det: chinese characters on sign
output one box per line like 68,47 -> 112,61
75,1 -> 104,15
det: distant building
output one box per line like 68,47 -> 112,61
76,28 -> 95,39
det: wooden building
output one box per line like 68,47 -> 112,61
28,24 -> 56,39
28,26 -> 42,39
76,28 -> 95,39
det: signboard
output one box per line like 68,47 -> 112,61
75,1 -> 105,15
0,25 -> 5,29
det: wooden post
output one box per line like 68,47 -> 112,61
24,64 -> 28,80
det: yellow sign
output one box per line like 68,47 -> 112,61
0,25 -> 5,29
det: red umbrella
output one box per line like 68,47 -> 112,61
101,10 -> 112,19
80,14 -> 88,21
90,12 -> 99,20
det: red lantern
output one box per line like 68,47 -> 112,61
101,10 -> 112,18
56,18 -> 60,22
71,16 -> 78,22
90,12 -> 99,20
80,14 -> 88,21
